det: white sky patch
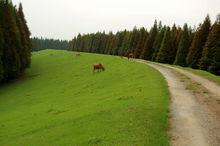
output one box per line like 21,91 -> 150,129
12,0 -> 220,40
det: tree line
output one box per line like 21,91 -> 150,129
69,15 -> 220,75
32,37 -> 69,51
0,0 -> 31,82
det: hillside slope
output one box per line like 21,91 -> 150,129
0,50 -> 169,146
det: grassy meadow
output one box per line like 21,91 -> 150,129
0,50 -> 170,146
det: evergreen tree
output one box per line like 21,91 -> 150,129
17,3 -> 31,68
169,24 -> 182,63
70,37 -> 77,51
105,32 -> 114,54
140,20 -> 158,60
0,1 -> 32,82
113,31 -> 124,55
156,27 -> 173,63
117,30 -> 128,56
75,33 -> 82,51
152,26 -> 166,61
187,15 -> 211,68
32,37 -> 69,51
0,24 -> 4,81
199,15 -> 220,70
129,26 -> 139,54
174,24 -> 191,66
134,27 -> 148,58
158,21 -> 163,31
119,30 -> 132,56
0,0 -> 21,79
208,39 -> 220,75
15,6 -> 28,71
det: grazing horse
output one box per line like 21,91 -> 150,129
127,53 -> 134,60
93,63 -> 105,72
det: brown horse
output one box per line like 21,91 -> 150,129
93,63 -> 105,72
127,53 -> 134,60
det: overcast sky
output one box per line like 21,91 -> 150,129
12,0 -> 220,40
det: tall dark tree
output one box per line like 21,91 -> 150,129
156,27 -> 173,63
199,15 -> 220,70
17,3 -> 31,68
32,37 -> 69,51
134,27 -> 148,58
70,37 -> 77,51
187,15 -> 211,68
140,20 -> 158,60
0,25 -> 4,81
105,32 -> 114,54
169,24 -> 182,63
174,24 -> 191,66
119,30 -> 132,56
15,5 -> 28,71
152,26 -> 166,61
129,27 -> 139,54
113,31 -> 124,55
208,39 -> 220,75
0,0 -> 32,82
0,0 -> 21,79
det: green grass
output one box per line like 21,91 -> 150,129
0,50 -> 170,146
172,65 -> 220,85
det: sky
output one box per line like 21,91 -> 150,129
12,0 -> 220,40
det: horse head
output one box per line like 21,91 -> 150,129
99,63 -> 105,71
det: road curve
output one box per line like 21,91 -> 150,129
136,60 -> 220,146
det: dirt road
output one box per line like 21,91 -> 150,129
136,60 -> 220,146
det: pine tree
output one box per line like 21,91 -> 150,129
113,31 -> 124,55
156,27 -> 173,63
0,0 -> 21,79
107,32 -> 117,55
17,3 -> 31,68
32,37 -> 69,51
116,30 -> 127,56
140,20 -> 158,60
199,15 -> 220,70
158,21 -> 163,31
208,39 -> 220,75
75,33 -> 82,51
119,30 -> 132,56
0,24 -> 4,81
70,37 -> 77,51
134,27 -> 148,58
129,26 -> 139,54
105,32 -> 114,54
187,15 -> 211,68
174,24 -> 191,66
152,26 -> 166,61
15,6 -> 28,72
169,24 -> 182,63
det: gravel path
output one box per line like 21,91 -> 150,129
136,60 -> 220,146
